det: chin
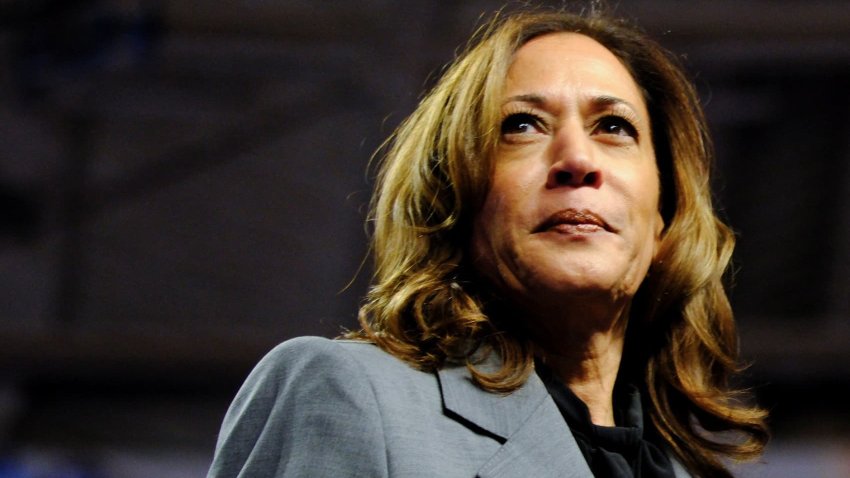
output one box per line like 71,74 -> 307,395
527,266 -> 639,300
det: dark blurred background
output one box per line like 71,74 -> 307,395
0,0 -> 848,476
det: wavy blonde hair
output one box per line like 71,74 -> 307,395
353,7 -> 768,476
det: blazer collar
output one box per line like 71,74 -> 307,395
437,358 -> 593,478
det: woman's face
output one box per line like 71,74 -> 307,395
469,32 -> 663,312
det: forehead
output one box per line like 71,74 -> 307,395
504,32 -> 646,112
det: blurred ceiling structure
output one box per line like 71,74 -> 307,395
0,0 -> 849,475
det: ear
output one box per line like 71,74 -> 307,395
651,209 -> 664,259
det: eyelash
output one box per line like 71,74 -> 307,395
500,110 -> 545,135
594,115 -> 639,139
499,109 -> 640,141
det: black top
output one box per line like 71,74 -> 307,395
537,365 -> 677,478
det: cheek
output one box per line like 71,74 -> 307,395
469,191 -> 502,268
622,164 -> 663,255
469,173 -> 526,276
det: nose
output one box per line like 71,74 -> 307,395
545,126 -> 602,189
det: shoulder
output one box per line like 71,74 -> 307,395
236,336 -> 434,410
251,336 -> 417,384
209,337 -> 409,477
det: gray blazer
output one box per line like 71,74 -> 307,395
207,336 -> 690,477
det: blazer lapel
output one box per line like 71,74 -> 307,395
437,363 -> 593,478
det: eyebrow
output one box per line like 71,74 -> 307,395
502,93 -> 640,115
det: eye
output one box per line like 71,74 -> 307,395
593,115 -> 638,140
500,112 -> 544,136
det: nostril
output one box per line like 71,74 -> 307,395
583,172 -> 598,185
555,171 -> 573,185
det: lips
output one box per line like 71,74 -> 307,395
533,208 -> 615,234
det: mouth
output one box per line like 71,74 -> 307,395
533,208 -> 615,234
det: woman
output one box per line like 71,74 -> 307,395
208,7 -> 768,478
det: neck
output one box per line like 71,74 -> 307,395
527,301 -> 630,427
